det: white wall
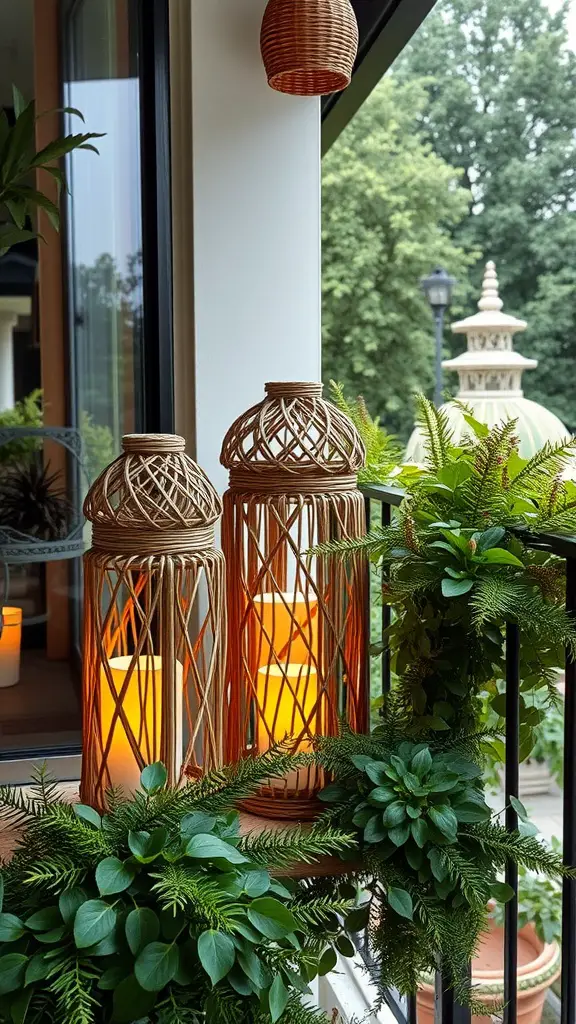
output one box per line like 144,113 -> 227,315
186,0 -> 322,492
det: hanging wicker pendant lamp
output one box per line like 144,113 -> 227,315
261,0 -> 359,97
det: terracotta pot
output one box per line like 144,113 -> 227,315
417,919 -> 560,1024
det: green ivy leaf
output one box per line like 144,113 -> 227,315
365,762 -> 390,786
490,882 -> 516,904
237,948 -> 272,990
411,748 -> 432,776
510,796 -> 529,822
335,934 -> 355,958
428,848 -> 448,882
125,908 -> 160,957
197,930 -> 236,986
25,954 -> 52,985
73,805 -> 102,829
0,955 -> 27,995
477,527 -> 506,550
228,966 -> 254,995
318,946 -> 338,977
411,819 -> 430,848
247,898 -> 298,940
185,834 -> 248,864
388,824 -> 411,846
180,812 -> 217,837
350,755 -> 375,772
367,786 -> 396,806
10,988 -> 32,1024
441,577 -> 474,598
25,907 -> 61,932
268,974 -> 290,1022
112,975 -> 156,1022
480,548 -> 524,567
98,966 -> 128,991
74,900 -> 116,949
128,829 -> 168,863
140,763 -> 168,793
59,888 -> 87,925
0,915 -> 24,943
134,941 -> 180,992
382,801 -> 407,828
318,783 -> 348,803
363,816 -> 388,844
242,870 -> 271,898
346,906 -> 370,932
428,805 -> 458,840
387,888 -> 413,921
96,857 -> 136,896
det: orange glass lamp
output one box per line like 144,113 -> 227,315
0,607 -> 22,688
81,434 -> 226,809
221,382 -> 369,819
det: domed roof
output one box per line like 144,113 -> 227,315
406,397 -> 570,463
407,261 -> 573,465
84,434 -> 222,532
221,382 -> 365,479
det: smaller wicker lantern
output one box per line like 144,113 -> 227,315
81,434 -> 226,809
261,0 -> 359,97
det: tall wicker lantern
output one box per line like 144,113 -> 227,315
81,434 -> 225,810
261,0 -> 359,97
221,382 -> 368,819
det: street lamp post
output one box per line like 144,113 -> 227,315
421,267 -> 456,408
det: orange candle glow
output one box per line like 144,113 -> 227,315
99,656 -> 183,794
252,592 -> 318,670
257,663 -> 320,751
0,607 -> 22,688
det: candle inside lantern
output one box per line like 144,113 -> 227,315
0,607 -> 22,688
257,664 -> 319,751
100,656 -> 183,794
252,592 -> 318,670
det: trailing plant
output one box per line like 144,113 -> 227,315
310,394 -> 576,1007
0,756 -> 356,1024
493,847 -> 563,946
317,395 -> 576,755
315,724 -> 569,1008
0,85 -> 103,255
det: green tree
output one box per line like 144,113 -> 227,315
322,76 -> 474,439
396,0 -> 576,429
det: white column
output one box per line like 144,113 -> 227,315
0,312 -> 17,412
171,0 -> 322,492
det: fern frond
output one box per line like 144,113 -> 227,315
239,824 -> 355,868
151,864 -> 236,930
49,955 -> 99,1024
508,437 -> 576,497
330,380 -> 403,485
465,823 -> 571,877
458,419 -> 518,523
291,895 -> 356,928
415,393 -> 454,471
22,856 -> 88,892
187,749 -> 312,814
471,576 -> 576,656
311,528 -> 388,562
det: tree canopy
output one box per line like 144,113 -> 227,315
395,0 -> 576,429
322,76 -> 474,439
323,0 -> 576,437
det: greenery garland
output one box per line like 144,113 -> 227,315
312,393 -> 576,1007
0,753 -> 355,1024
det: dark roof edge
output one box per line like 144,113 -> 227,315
321,0 -> 439,154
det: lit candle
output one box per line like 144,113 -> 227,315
99,656 -> 183,794
0,607 -> 22,688
257,663 -> 320,752
252,592 -> 318,670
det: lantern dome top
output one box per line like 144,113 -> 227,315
84,433 -> 222,533
220,382 -> 366,480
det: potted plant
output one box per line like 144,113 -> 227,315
418,864 -> 562,1024
310,394 -> 576,1008
0,86 -> 103,256
0,752 -> 356,1023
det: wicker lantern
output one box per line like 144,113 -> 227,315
81,434 -> 226,809
261,0 -> 359,97
221,382 -> 368,819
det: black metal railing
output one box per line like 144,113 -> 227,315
360,483 -> 576,1024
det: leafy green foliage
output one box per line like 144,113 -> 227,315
493,851 -> 563,946
329,382 -> 403,485
315,724 -> 569,1004
322,76 -> 475,439
0,85 -> 104,255
396,0 -> 576,431
0,760 -> 355,1024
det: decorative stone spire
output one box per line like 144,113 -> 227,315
443,260 -> 535,398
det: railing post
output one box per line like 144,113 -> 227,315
561,557 -> 576,1024
504,621 -> 520,1024
381,501 -> 392,694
